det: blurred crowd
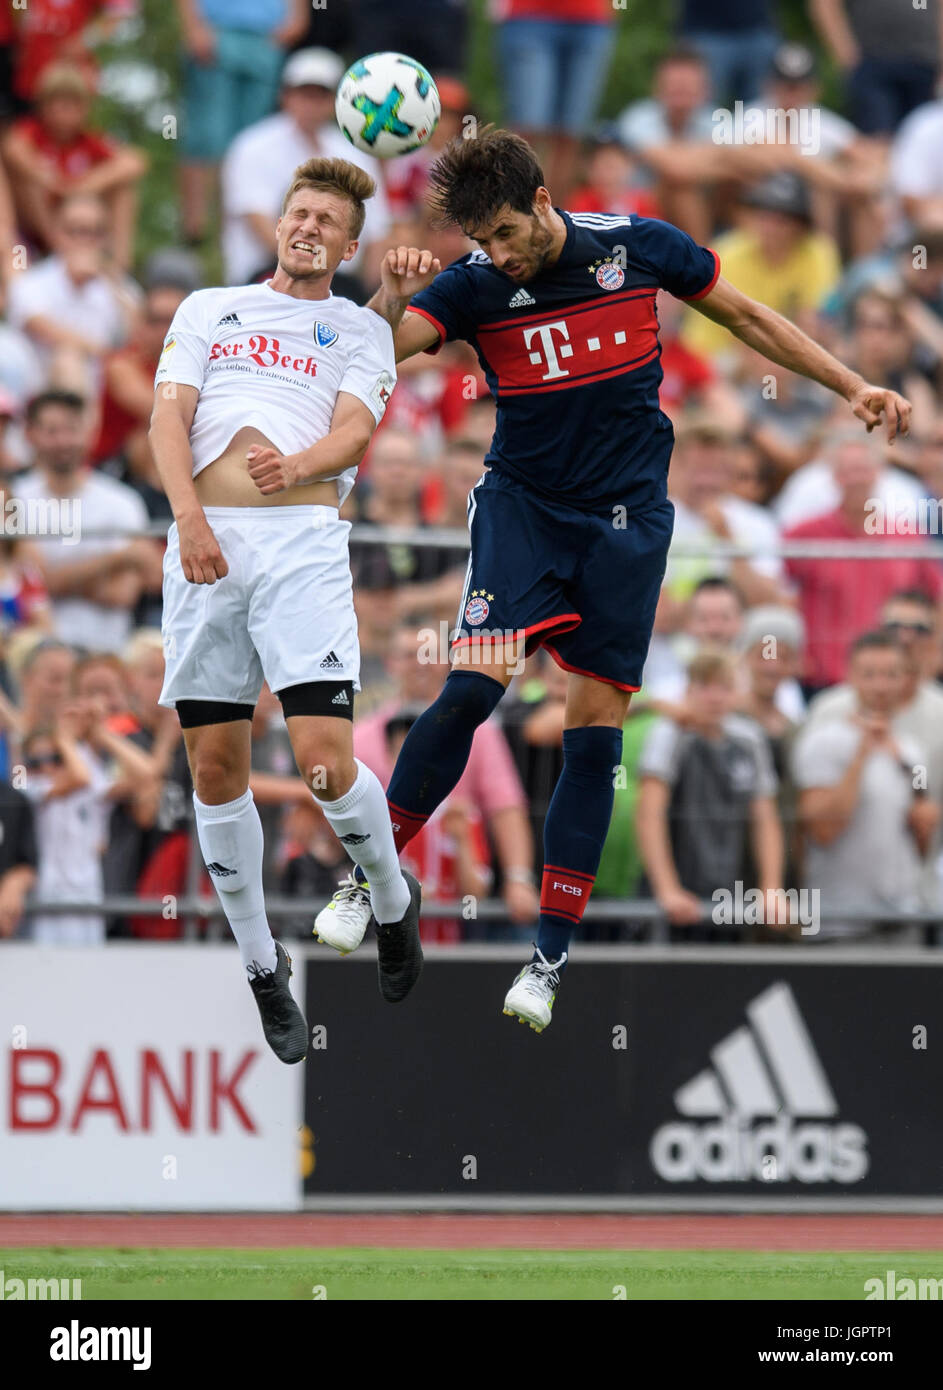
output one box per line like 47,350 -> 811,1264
2,0 -> 943,947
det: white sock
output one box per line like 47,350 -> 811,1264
193,789 -> 276,974
317,760 -> 411,924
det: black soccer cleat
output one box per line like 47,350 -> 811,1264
375,870 -> 423,1004
248,941 -> 308,1064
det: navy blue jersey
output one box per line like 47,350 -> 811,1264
410,211 -> 720,510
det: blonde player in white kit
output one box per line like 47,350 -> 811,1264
149,159 -> 431,1064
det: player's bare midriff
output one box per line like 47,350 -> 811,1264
194,425 -> 339,509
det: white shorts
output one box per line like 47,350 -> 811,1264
159,505 -> 360,709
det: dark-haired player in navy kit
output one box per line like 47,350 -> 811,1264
315,127 -> 911,1032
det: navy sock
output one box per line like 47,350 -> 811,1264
536,725 -> 624,966
385,670 -> 505,851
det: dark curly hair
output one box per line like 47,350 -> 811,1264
427,125 -> 544,231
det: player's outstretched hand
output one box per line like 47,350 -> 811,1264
247,445 -> 301,495
380,245 -> 442,300
848,381 -> 912,442
178,513 -> 229,585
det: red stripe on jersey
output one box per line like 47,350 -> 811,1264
540,865 -> 595,923
482,286 -> 657,332
477,290 -> 659,395
409,305 -> 447,356
678,249 -> 721,301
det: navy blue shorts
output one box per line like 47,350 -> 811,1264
452,470 -> 674,691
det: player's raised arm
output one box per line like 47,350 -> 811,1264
690,275 -> 912,442
367,245 -> 442,361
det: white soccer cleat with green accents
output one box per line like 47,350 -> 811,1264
502,947 -> 567,1032
314,873 -> 372,955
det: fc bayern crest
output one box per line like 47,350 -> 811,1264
596,262 -> 625,291
464,595 -> 490,626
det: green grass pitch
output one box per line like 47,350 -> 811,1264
4,1248 -> 943,1300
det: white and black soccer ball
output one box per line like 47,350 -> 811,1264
335,51 -> 441,159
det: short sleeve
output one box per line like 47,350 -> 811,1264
638,718 -> 684,783
338,313 -> 397,426
630,216 -> 721,301
791,722 -> 854,789
409,261 -> 477,354
154,291 -> 212,391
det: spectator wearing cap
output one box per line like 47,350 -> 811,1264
16,390 -> 161,654
637,646 -> 784,939
811,0 -> 941,137
5,192 -> 141,397
354,621 -> 538,929
2,63 -> 147,269
91,279 -> 189,510
220,47 -> 391,294
175,0 -> 310,244
783,434 -> 943,696
677,0 -> 780,107
682,172 -> 841,360
793,630 -> 939,942
495,0 -> 616,203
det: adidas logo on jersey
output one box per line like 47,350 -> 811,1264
216,312 -> 241,327
331,690 -> 349,705
649,982 -> 869,1184
320,651 -> 343,671
508,287 -> 536,308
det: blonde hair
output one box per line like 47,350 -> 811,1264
124,628 -> 165,668
686,646 -> 738,687
281,157 -> 375,239
36,63 -> 94,103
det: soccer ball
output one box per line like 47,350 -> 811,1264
335,52 -> 441,159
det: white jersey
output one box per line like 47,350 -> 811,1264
154,282 -> 396,505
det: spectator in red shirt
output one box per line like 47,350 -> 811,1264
3,63 -> 147,268
784,434 -> 943,695
570,126 -> 660,220
11,0 -> 133,105
92,280 -> 188,500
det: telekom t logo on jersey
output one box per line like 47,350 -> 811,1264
523,321 -> 573,380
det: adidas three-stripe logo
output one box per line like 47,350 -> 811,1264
650,982 -> 869,1184
320,651 -> 343,670
216,312 -> 241,326
508,287 -> 536,308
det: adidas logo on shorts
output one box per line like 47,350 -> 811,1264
216,312 -> 241,326
508,287 -> 536,307
331,690 -> 349,705
320,651 -> 343,670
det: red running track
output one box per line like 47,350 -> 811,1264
2,1214 -> 943,1250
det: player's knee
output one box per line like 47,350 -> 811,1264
192,752 -> 247,806
306,747 -> 356,801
